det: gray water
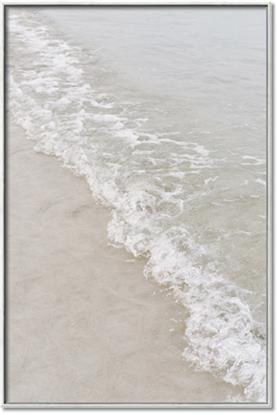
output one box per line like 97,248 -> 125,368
8,6 -> 267,402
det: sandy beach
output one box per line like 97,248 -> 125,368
6,124 -> 241,403
4,5 -> 269,405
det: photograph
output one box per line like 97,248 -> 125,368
4,3 -> 272,408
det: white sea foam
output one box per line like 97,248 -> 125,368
256,178 -> 266,187
241,156 -> 265,166
8,10 -> 267,403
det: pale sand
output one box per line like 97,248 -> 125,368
6,124 -> 241,404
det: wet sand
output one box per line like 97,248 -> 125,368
6,124 -> 240,404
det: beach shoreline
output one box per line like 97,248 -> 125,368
6,124 -> 241,403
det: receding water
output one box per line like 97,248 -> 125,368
8,6 -> 267,402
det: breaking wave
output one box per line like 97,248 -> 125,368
8,10 -> 267,402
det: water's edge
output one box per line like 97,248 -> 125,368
8,9 -> 267,403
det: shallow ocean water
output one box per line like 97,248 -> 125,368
8,6 -> 267,402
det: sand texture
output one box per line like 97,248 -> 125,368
6,124 -> 240,404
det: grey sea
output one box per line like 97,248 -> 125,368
8,6 -> 267,403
